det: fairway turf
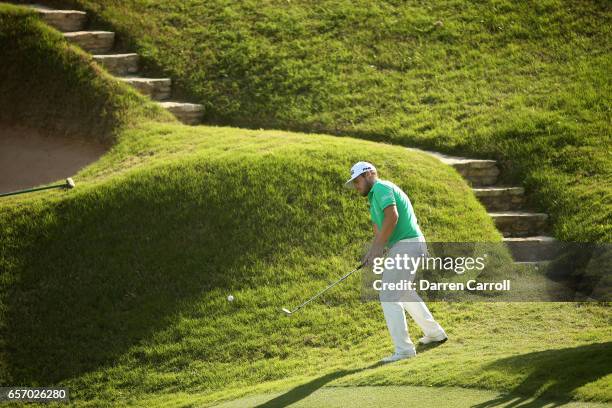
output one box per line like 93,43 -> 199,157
209,386 -> 611,408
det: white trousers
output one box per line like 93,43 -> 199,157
380,236 -> 446,354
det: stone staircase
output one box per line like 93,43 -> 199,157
32,5 -> 204,125
407,148 -> 558,262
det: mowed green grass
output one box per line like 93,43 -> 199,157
1,123 -> 610,407
199,385 -> 612,408
0,4 -> 610,407
45,0 -> 612,242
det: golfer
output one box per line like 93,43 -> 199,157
345,161 -> 448,363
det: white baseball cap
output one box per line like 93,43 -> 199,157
344,161 -> 376,188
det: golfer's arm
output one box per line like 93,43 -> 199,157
373,205 -> 398,247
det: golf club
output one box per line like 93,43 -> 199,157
0,177 -> 75,198
282,261 -> 366,315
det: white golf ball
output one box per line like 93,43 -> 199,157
227,295 -> 234,302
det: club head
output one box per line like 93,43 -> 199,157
66,178 -> 75,189
281,308 -> 292,315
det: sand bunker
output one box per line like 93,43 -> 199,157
0,124 -> 108,193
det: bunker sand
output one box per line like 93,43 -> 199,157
0,124 -> 107,192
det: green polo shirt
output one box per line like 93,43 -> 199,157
368,179 -> 423,248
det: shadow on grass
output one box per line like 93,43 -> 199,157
0,159 -> 362,386
254,362 -> 384,408
471,342 -> 612,408
253,344 -> 448,407
415,338 -> 448,353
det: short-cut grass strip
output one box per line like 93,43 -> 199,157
209,385 -> 612,408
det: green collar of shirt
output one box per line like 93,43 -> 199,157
367,179 -> 380,200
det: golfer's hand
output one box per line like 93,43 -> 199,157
362,243 -> 385,267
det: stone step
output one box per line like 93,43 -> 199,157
93,53 -> 139,75
473,186 -> 525,211
504,236 -> 559,262
119,77 -> 171,100
406,148 -> 499,186
450,160 -> 499,186
158,102 -> 204,125
33,7 -> 87,32
490,212 -> 548,237
64,31 -> 115,53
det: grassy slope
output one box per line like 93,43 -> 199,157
0,3 -> 610,407
2,123 -> 610,407
0,121 -> 509,404
43,0 -> 611,242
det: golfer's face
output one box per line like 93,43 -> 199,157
353,174 -> 369,196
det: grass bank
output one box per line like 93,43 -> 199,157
1,123 -> 610,406
42,0 -> 612,242
0,3 -> 609,407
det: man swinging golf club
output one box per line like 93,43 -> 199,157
345,161 -> 448,363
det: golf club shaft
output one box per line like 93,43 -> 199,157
0,178 -> 74,198
0,183 -> 65,197
290,262 -> 365,313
